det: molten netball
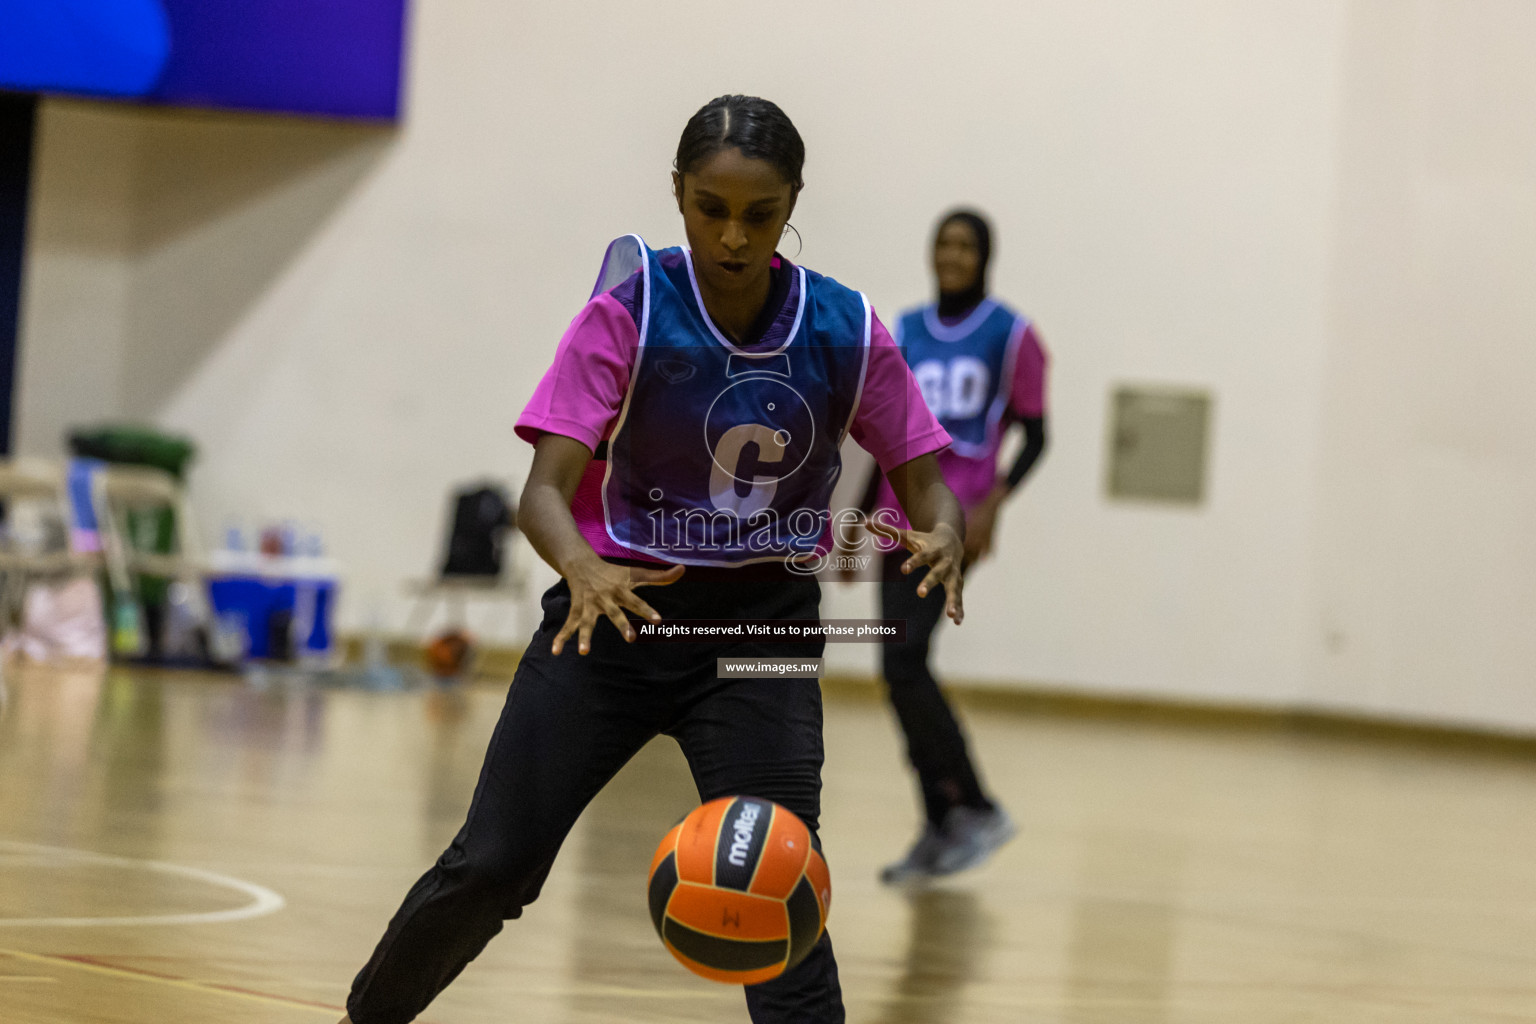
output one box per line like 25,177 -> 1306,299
647,796 -> 832,985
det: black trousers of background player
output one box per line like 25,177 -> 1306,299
346,573 -> 843,1024
878,549 -> 994,827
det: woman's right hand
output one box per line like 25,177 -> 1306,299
518,434 -> 687,656
552,556 -> 686,656
864,519 -> 966,625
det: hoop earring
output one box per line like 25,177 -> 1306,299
782,222 -> 803,258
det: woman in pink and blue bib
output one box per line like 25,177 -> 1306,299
854,209 -> 1050,885
338,96 -> 968,1024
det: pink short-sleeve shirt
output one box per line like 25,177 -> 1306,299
516,256 -> 950,561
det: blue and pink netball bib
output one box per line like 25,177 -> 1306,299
593,236 -> 872,566
895,300 -> 1028,457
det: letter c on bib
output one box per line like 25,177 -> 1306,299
709,424 -> 784,517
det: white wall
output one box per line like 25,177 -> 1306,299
15,1 -> 1536,732
15,103 -> 134,455
1302,0 -> 1536,730
824,1 -> 1346,712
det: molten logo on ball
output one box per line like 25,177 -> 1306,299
647,796 -> 831,985
727,802 -> 761,867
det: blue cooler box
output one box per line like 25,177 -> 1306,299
207,552 -> 339,661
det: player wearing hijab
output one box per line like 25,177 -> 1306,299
851,209 -> 1049,885
336,97 -> 966,1024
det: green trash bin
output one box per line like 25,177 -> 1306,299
68,425 -> 195,479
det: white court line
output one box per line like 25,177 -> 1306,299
0,841 -> 285,927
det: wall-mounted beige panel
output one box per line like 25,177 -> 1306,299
1106,386 -> 1212,505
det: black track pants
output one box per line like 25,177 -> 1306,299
877,550 -> 992,826
346,574 -> 844,1024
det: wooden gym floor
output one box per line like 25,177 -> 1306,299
2,662 -> 1534,1023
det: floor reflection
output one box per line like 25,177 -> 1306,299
89,670 -> 169,853
420,682 -> 485,848
564,734 -> 713,1022
1064,831 -> 1182,1024
0,663 -> 107,843
868,887 -> 996,1024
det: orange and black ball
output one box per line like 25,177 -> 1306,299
647,796 -> 831,985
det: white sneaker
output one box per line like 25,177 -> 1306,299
879,824 -> 946,886
931,806 -> 1016,876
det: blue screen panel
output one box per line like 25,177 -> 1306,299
152,0 -> 408,120
0,0 -> 407,121
0,0 -> 170,99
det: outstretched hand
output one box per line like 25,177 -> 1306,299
552,559 -> 686,656
864,518 -> 965,625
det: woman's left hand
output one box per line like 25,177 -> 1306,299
865,519 -> 965,625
